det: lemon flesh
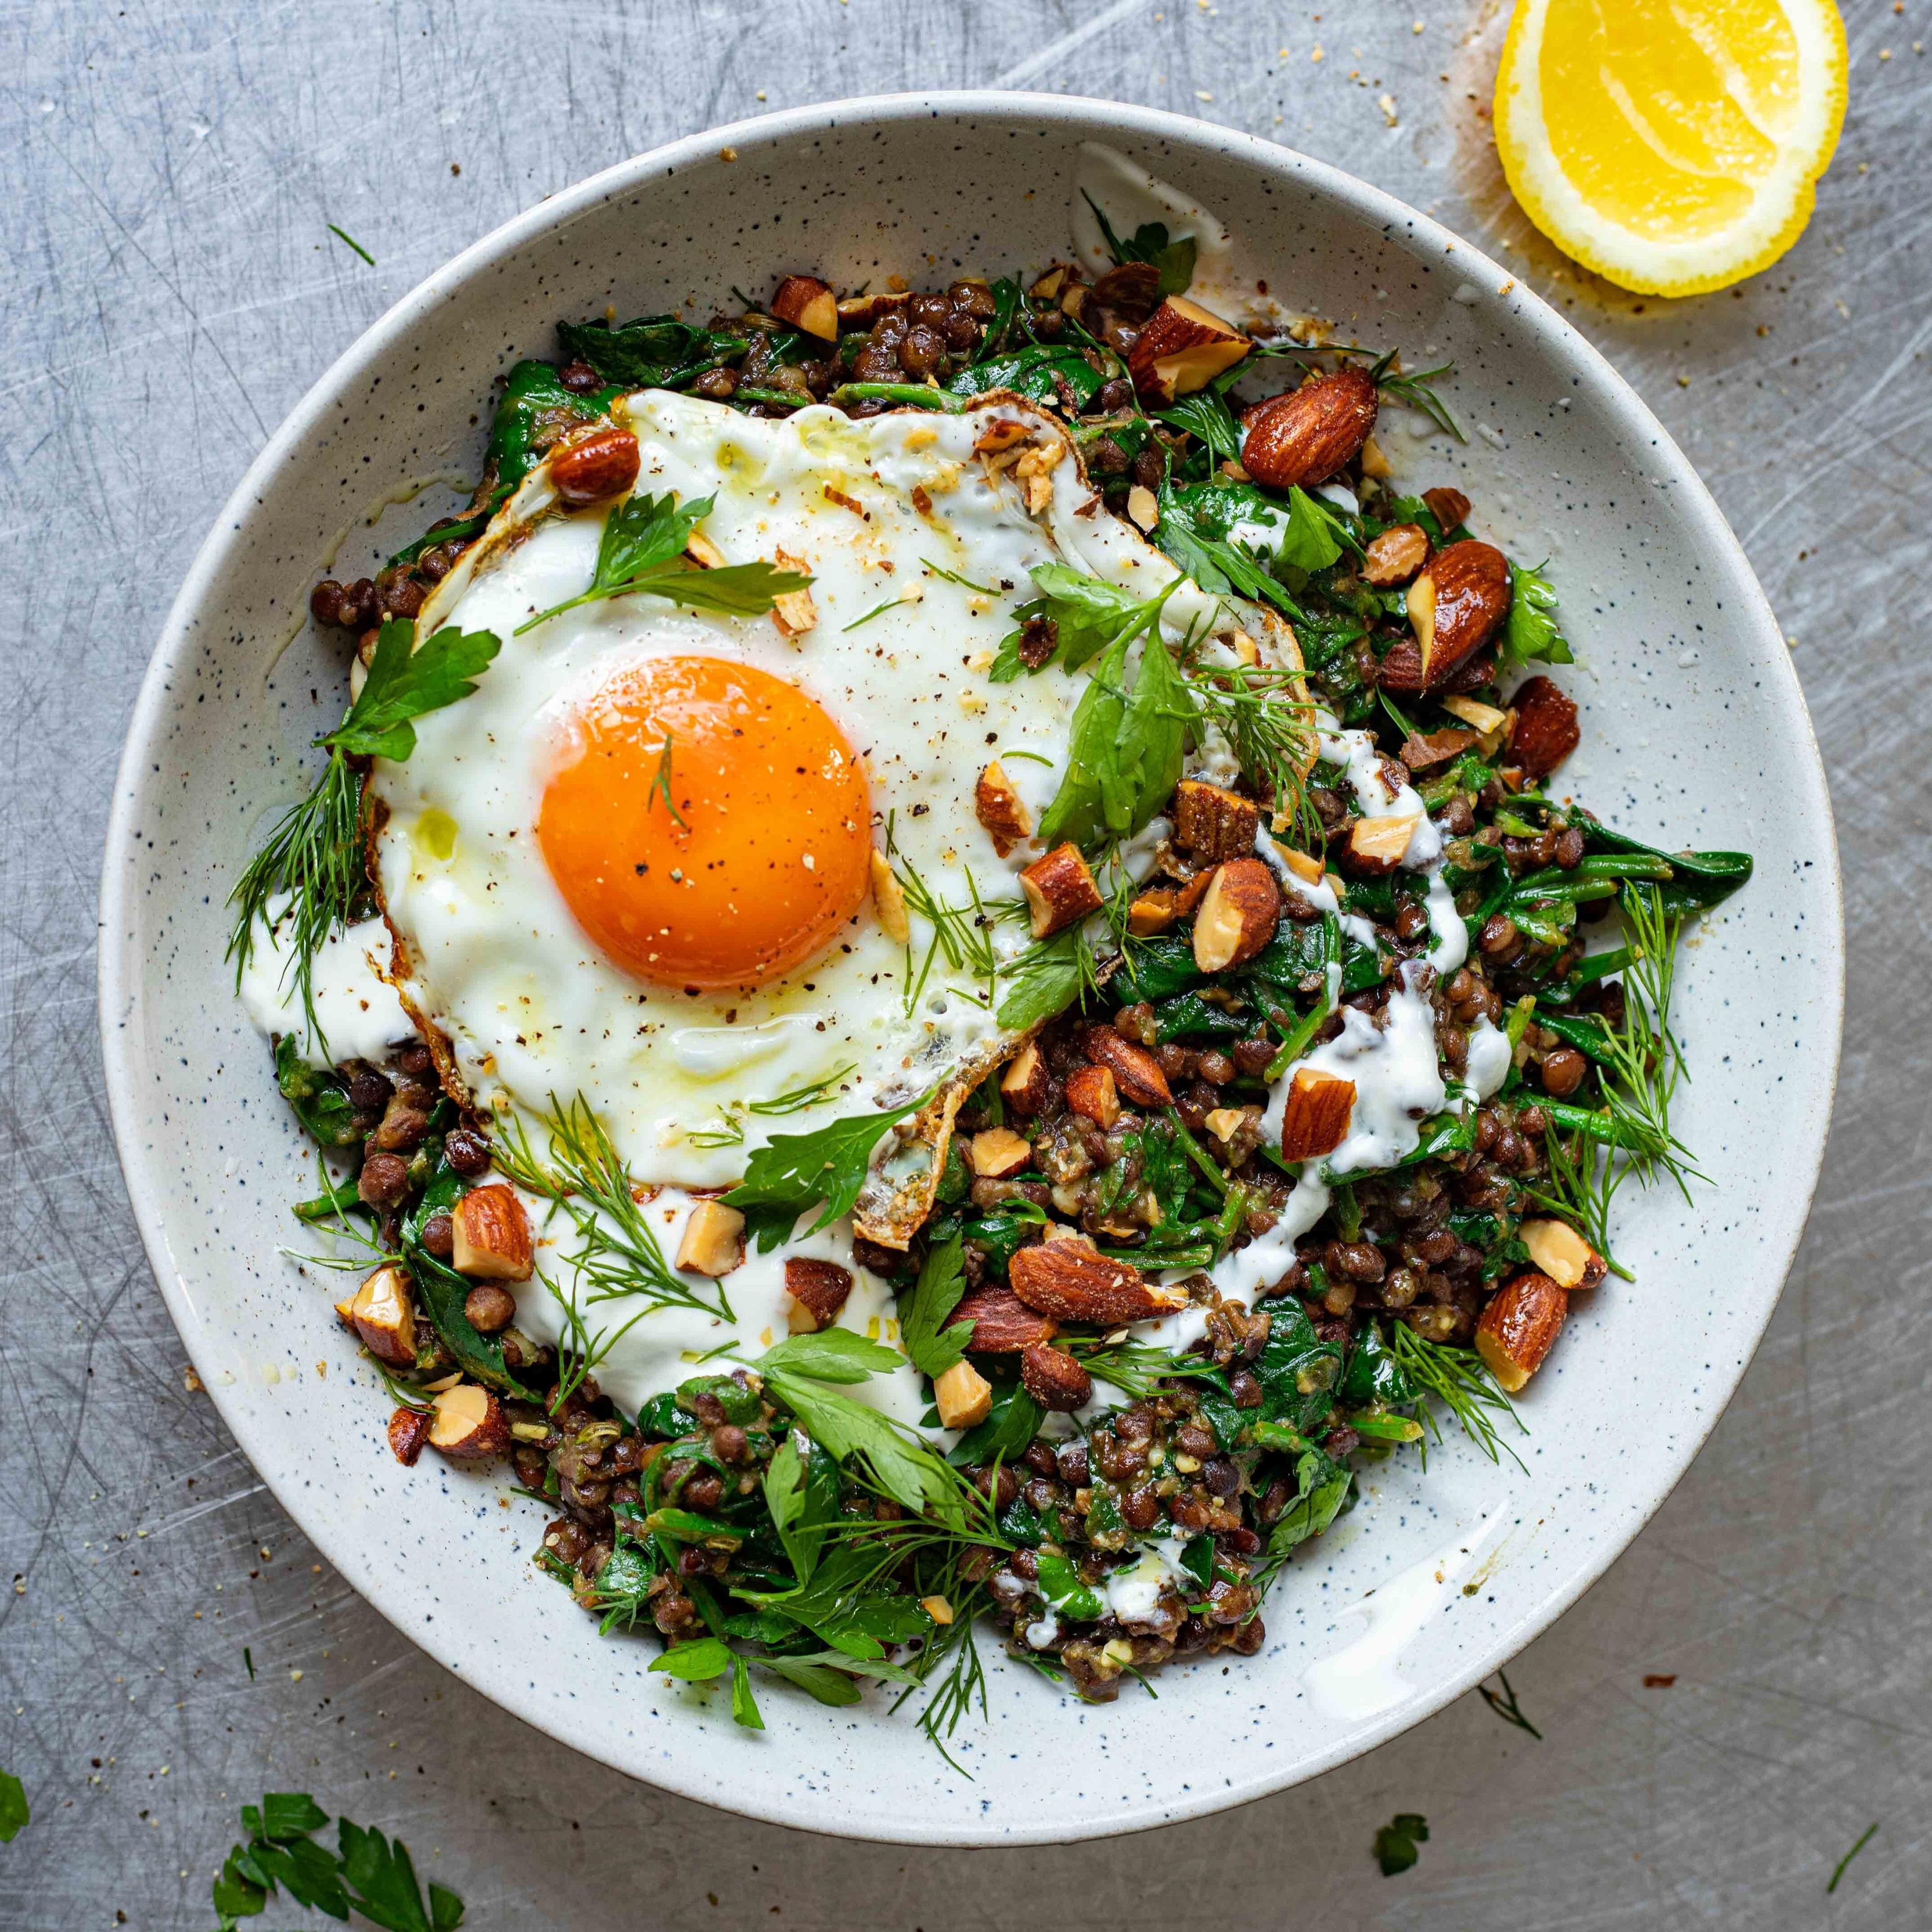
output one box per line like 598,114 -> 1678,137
1496,0 -> 1847,296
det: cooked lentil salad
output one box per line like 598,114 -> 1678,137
245,217 -> 1752,1747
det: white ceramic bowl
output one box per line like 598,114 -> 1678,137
98,93 -> 1842,1845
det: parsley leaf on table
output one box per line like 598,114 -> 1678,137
1374,1812 -> 1430,1877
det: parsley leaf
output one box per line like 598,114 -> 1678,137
1154,480 -> 1300,615
1374,1812 -> 1430,1877
759,1328 -> 905,1383
339,1818 -> 465,1932
325,620 -> 502,761
0,1769 -> 26,1844
652,1636 -> 735,1680
1274,486 -> 1347,574
516,491 -> 810,634
996,927 -> 1101,1031
1036,606 -> 1195,852
899,1233 -> 970,1378
722,1091 -> 932,1251
1152,387 -> 1243,465
1081,190 -> 1196,295
1500,559 -> 1575,674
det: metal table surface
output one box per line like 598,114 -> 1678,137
3,2 -> 1925,1925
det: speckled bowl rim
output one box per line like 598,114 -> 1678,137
98,91 -> 1844,1844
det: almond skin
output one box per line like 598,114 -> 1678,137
784,1256 -> 854,1330
1082,1025 -> 1173,1107
1239,367 -> 1379,490
1008,1243 -> 1189,1324
1508,676 -> 1581,777
1475,1271 -> 1568,1392
1399,727 -> 1479,773
1191,858 -> 1281,973
1378,540 -> 1512,692
1279,1068 -> 1356,1162
551,427 -> 641,507
1171,779 -> 1262,862
1020,1342 -> 1094,1413
387,1406 -> 432,1467
1422,486 -> 1471,531
949,1286 -> 1060,1352
1021,843 -> 1103,938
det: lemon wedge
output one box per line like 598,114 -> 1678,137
1495,0 -> 1848,297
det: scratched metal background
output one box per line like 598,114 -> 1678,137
3,1 -> 1925,1924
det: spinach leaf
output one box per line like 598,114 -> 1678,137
1338,1322 -> 1416,1408
557,314 -> 743,389
1155,480 -> 1300,616
951,344 -> 1104,407
947,1383 -> 1044,1467
274,1036 -> 360,1149
400,1166 -> 535,1394
1574,814 -> 1752,913
1081,190 -> 1196,294
1249,1297 -> 1345,1434
485,360 -> 616,493
1153,991 -> 1250,1042
1035,1551 -> 1105,1621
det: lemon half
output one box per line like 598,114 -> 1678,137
1495,0 -> 1848,297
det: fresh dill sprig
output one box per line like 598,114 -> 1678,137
688,1066 -> 860,1150
920,558 -> 1000,596
647,735 -> 687,829
1388,1320 -> 1527,1473
1064,1339 -> 1221,1402
884,814 -> 1026,1015
1178,656 -> 1315,830
843,595 -> 917,632
494,1094 -> 736,1402
1476,1668 -> 1543,1739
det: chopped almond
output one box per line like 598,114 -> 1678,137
769,273 -> 839,341
949,1285 -> 1059,1351
1083,1026 -> 1173,1107
975,417 -> 1032,456
1020,843 -> 1103,938
1172,779 -> 1262,863
1475,1271 -> 1567,1392
676,1199 -> 746,1278
999,1043 -> 1050,1117
771,548 -> 816,638
1406,572 -> 1437,680
921,1595 -> 956,1626
1191,858 -> 1281,972
933,1359 -> 993,1429
1019,1342 -> 1093,1413
1064,1064 -> 1120,1130
1361,523 -> 1430,588
343,1262 -> 417,1369
1518,1219 -> 1607,1291
1279,1069 -> 1355,1162
1278,844 -> 1327,885
451,1185 -> 533,1282
685,530 -> 726,570
1127,888 -> 1180,936
1347,813 -> 1420,873
870,850 -> 910,943
784,1256 -> 853,1330
428,1384 -> 511,1460
968,1128 -> 1033,1181
1126,296 -> 1252,404
1126,485 -> 1159,531
975,762 -> 1033,857
1441,693 -> 1508,736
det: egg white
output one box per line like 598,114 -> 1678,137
372,390 -> 1235,1192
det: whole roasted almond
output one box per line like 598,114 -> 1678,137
1008,1244 -> 1189,1324
1509,675 -> 1581,777
1192,858 -> 1281,973
784,1256 -> 854,1329
1240,367 -> 1378,490
1378,540 -> 1511,692
1279,1068 -> 1355,1162
949,1285 -> 1060,1352
1020,1342 -> 1094,1413
551,427 -> 641,507
1083,1025 -> 1173,1107
1475,1270 -> 1567,1392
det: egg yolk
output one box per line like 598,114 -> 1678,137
538,656 -> 872,989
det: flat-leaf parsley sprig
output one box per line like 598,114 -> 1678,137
515,490 -> 810,633
225,617 -> 501,1053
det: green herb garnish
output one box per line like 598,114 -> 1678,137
1374,1811 -> 1429,1878
722,1089 -> 933,1251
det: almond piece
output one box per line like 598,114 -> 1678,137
870,850 -> 910,943
1126,296 -> 1252,404
999,1043 -> 1051,1117
1174,868 -> 1217,917
769,273 -> 839,341
1278,844 -> 1327,885
1203,1106 -> 1250,1145
550,427 -> 641,507
1008,1244 -> 1188,1323
1191,858 -> 1281,972
1358,432 -> 1393,479
1346,812 -> 1420,874
344,1262 -> 418,1368
676,1199 -> 746,1278
1361,523 -> 1430,588
1172,779 -> 1263,863
1239,367 -> 1379,490
685,529 -> 727,570
451,1185 -> 533,1282
1279,1068 -> 1355,1162
949,1285 -> 1060,1352
1441,694 -> 1508,738
1474,1271 -> 1568,1392
1127,888 -> 1180,936
387,1406 -> 432,1467
1089,260 -> 1164,319
975,762 -> 1033,857
1378,540 -> 1512,692
1509,676 -> 1582,777
1517,1219 -> 1608,1292
770,548 -> 817,639
974,417 -> 1032,456
1399,726 -> 1478,773
783,1256 -> 854,1331
1028,265 -> 1070,300
1064,1064 -> 1120,1130
837,289 -> 910,329
1082,1025 -> 1174,1107
1020,843 -> 1103,938
933,1359 -> 994,1429
1020,1342 -> 1094,1413
968,1128 -> 1033,1180
428,1383 -> 511,1460
1126,484 -> 1159,531
1422,485 -> 1471,531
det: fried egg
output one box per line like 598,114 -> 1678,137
371,390 -> 1276,1225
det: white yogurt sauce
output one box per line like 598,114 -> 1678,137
238,898 -> 413,1068
1105,1536 -> 1194,1627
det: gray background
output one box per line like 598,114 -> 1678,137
3,0 -> 1924,1924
